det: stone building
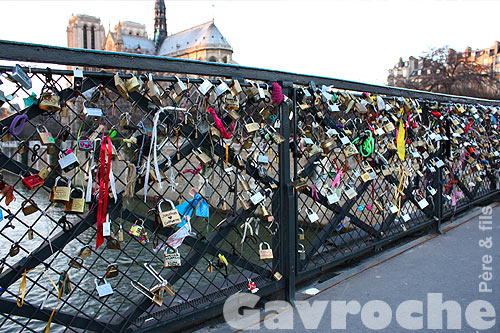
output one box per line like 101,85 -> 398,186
387,41 -> 500,86
66,0 -> 234,63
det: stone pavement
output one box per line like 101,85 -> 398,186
197,203 -> 499,332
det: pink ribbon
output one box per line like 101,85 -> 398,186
271,82 -> 284,105
207,107 -> 235,139
311,184 -> 319,201
332,170 -> 343,188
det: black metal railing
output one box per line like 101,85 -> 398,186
0,40 -> 498,332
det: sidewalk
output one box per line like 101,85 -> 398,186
198,203 -> 499,332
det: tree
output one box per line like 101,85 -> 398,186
394,46 -> 500,99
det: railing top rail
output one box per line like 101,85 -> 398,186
1,39 -> 499,106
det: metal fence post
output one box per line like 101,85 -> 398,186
434,156 -> 443,234
279,82 -> 295,304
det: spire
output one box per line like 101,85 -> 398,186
154,0 -> 167,51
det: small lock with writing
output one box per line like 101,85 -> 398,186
64,187 -> 85,214
22,173 -> 44,190
50,176 -> 71,203
344,184 -> 357,200
78,138 -> 94,151
22,199 -> 38,216
95,278 -> 113,298
259,242 -> 273,260
36,125 -> 55,145
194,148 -> 212,165
158,199 -> 182,228
164,247 -> 182,267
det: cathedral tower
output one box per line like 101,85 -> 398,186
154,0 -> 167,51
67,14 -> 105,50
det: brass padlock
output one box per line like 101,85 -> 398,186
78,245 -> 92,258
50,176 -> 71,203
38,165 -> 53,180
245,122 -> 260,134
194,148 -> 212,165
9,244 -> 20,257
38,86 -> 61,112
147,73 -> 162,106
64,187 -> 85,214
210,126 -> 221,141
27,228 -> 34,240
259,242 -> 273,260
114,73 -> 129,99
158,199 -> 182,228
230,79 -> 242,96
22,199 -> 38,216
105,263 -> 119,278
125,74 -> 141,93
68,257 -> 84,269
224,95 -> 240,111
36,126 -> 55,145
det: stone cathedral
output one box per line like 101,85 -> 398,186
66,0 -> 234,63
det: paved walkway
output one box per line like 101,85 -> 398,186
198,203 -> 500,332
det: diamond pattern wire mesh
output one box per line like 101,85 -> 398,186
0,66 -> 284,332
0,59 -> 499,333
290,90 -> 499,274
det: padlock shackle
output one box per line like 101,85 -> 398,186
54,175 -> 71,187
259,242 -> 270,251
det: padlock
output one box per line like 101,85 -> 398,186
417,197 -> 429,209
230,79 -> 243,96
58,149 -> 80,172
164,248 -> 182,267
147,74 -> 162,106
298,227 -> 305,240
327,187 -> 341,205
250,191 -> 265,205
114,73 -> 129,99
27,228 -> 34,240
344,185 -> 357,200
259,242 -> 273,260
172,76 -> 187,97
238,175 -> 251,192
194,148 -> 212,165
238,194 -> 251,210
95,278 -> 113,298
64,187 -> 85,214
50,176 -> 71,202
38,165 -> 54,180
78,138 -> 94,151
298,244 -> 306,260
245,122 -> 260,134
22,199 -> 38,215
198,78 -> 213,95
225,95 -> 240,111
73,68 -> 83,91
105,263 -> 119,278
118,224 -> 124,242
210,126 -> 221,141
129,219 -> 144,236
68,257 -> 84,269
214,79 -> 229,97
83,105 -> 103,118
38,86 -> 61,112
125,74 -> 141,93
10,64 -> 32,90
307,208 -> 319,223
78,245 -> 92,258
36,126 -> 55,145
22,173 -> 44,190
158,199 -> 182,228
9,243 -> 19,257
273,271 -> 283,281
342,143 -> 359,158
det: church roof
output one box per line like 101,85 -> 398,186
122,35 -> 155,52
158,20 -> 232,56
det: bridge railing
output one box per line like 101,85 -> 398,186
0,40 -> 498,332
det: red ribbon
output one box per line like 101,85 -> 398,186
183,164 -> 202,175
464,119 -> 473,134
207,107 -> 235,139
96,135 -> 112,249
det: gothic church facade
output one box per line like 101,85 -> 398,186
66,0 -> 234,64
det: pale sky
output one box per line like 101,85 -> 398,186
1,0 -> 499,85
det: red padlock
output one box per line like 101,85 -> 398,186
22,174 -> 45,190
